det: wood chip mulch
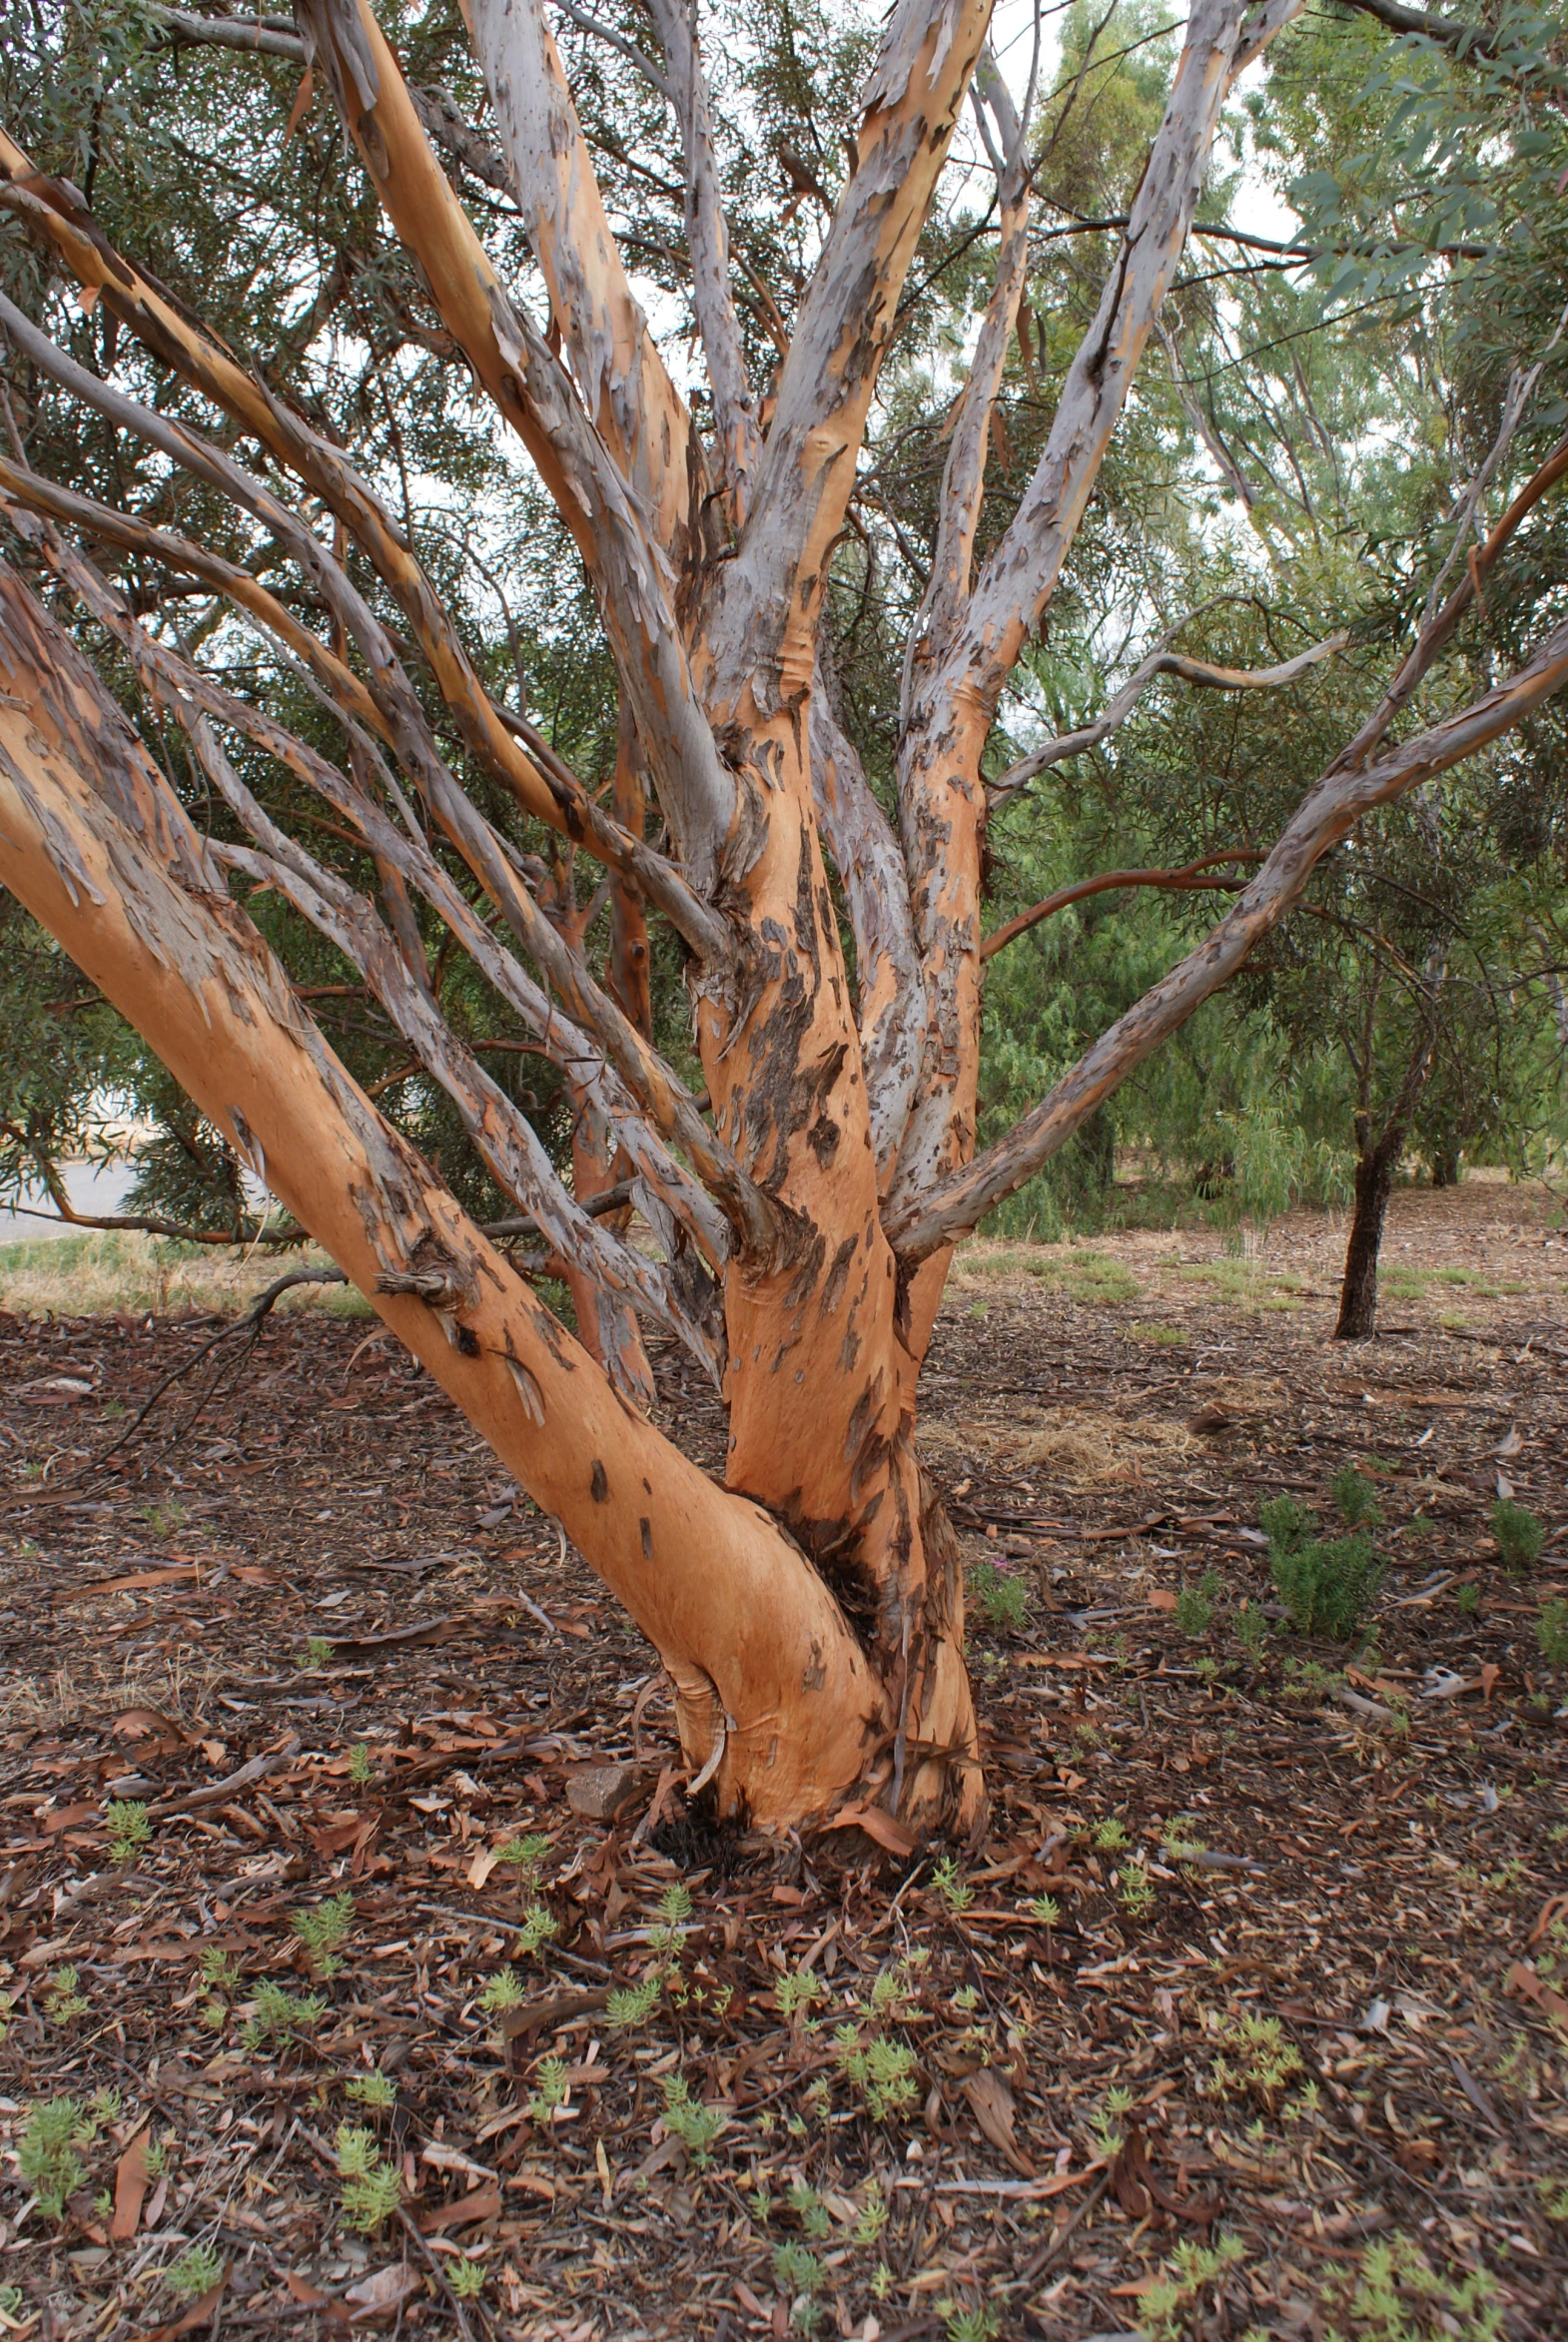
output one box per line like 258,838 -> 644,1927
1,1183 -> 1565,2340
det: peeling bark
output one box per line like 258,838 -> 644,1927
2,0 -> 1560,1841
0,558 -> 879,1827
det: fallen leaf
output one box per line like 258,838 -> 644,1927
1148,1590 -> 1177,1612
466,1847 -> 499,1890
57,1564 -> 198,1605
143,2276 -> 225,2341
112,1707 -> 188,1741
42,1803 -> 100,1834
417,2183 -> 501,2234
343,2264 -> 422,2320
959,2068 -> 1034,2176
1528,1892 -> 1568,1949
111,2129 -> 149,2241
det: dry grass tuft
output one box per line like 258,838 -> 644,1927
0,1641 -> 229,1735
0,1229 -> 371,1321
1019,1406 -> 1190,1486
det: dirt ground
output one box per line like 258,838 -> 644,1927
0,1179 -> 1565,2342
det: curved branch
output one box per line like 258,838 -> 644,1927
0,552 -> 880,1822
288,1 -> 738,885
889,611 -> 1568,1260
0,130 -> 727,952
980,852 -> 1262,961
644,0 -> 761,515
12,501 -> 753,1268
987,632 -> 1350,807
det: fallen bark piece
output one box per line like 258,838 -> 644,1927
564,1762 -> 637,1819
959,2067 -> 1034,2176
149,1738 -> 301,1816
1508,1959 -> 1568,2028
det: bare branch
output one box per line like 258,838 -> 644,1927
884,0 -> 1304,1223
988,631 -> 1350,807
553,1 -> 674,101
644,0 -> 761,515
0,131 -> 728,951
704,0 -> 999,714
901,42 -> 1032,709
889,612 -> 1568,1261
9,500 -> 752,1272
981,852 -> 1263,962
195,776 -> 720,1377
151,7 -> 307,58
1156,316 -> 1256,513
809,687 -> 927,1183
286,2 -> 739,887
943,0 -> 1303,720
457,0 -> 698,550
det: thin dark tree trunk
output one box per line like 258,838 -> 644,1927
1335,1142 -> 1398,1338
1334,979 -> 1443,1339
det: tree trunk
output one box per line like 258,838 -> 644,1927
1334,1144 -> 1396,1338
10,0 -> 1558,1849
1334,993 -> 1442,1340
0,557 -> 979,1833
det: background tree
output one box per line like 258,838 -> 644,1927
2,0 -> 1568,1834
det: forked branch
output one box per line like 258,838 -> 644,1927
987,632 -> 1350,808
981,853 -> 1263,961
891,612 -> 1568,1259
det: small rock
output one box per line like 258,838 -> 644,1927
565,1762 -> 636,1820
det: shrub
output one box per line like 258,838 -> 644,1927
1174,1570 -> 1221,1637
1266,1496 -> 1383,1639
604,1974 -> 661,2028
833,2030 -> 919,2120
1491,1500 -> 1544,1571
335,2124 -> 401,2233
968,1558 -> 1029,1632
930,1856 -> 973,1914
1259,1494 -> 1312,1550
659,2073 -> 725,2166
165,2246 -> 224,2301
1537,1600 -> 1568,1668
292,1892 -> 355,1980
526,2055 -> 569,2125
44,1966 -> 89,2021
18,2098 -> 91,2219
106,1799 -> 152,1865
242,1979 -> 327,2049
1233,1602 -> 1267,1659
1332,1467 -> 1383,1529
344,2071 -> 396,2112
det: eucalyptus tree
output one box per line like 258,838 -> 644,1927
2,0 -> 1566,1832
